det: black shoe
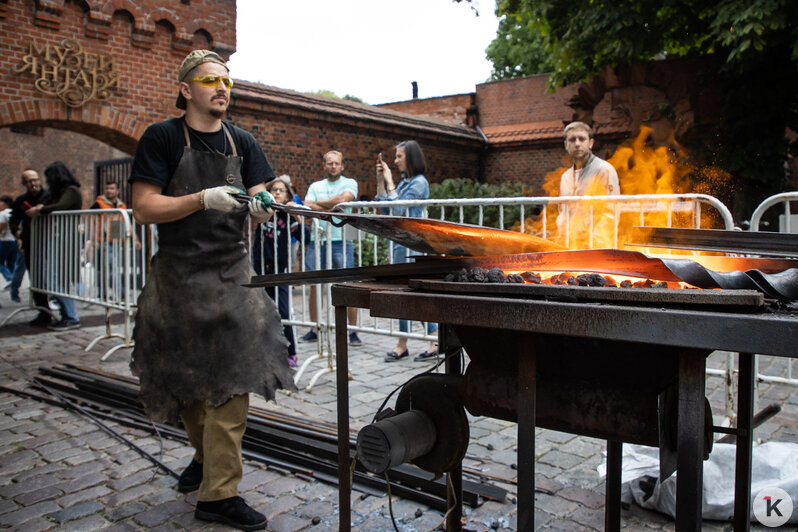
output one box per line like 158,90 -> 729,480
195,496 -> 267,531
299,329 -> 317,342
348,332 -> 362,345
384,349 -> 409,362
28,313 -> 52,327
414,348 -> 439,362
177,459 -> 202,493
48,320 -> 81,331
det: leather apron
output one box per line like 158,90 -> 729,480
131,121 -> 293,424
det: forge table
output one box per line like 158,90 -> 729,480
331,282 -> 798,532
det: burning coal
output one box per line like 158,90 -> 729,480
445,267 -> 671,289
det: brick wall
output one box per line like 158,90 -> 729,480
0,0 -> 235,194
475,75 -> 578,127
377,93 -> 476,127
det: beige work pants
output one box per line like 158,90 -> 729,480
180,393 -> 249,501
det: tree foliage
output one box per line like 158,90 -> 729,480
307,89 -> 365,104
486,0 -> 798,218
495,0 -> 797,88
486,13 -> 551,79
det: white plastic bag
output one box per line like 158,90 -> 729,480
598,442 -> 798,524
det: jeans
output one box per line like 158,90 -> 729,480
392,242 -> 438,336
53,296 -> 79,322
9,252 -> 25,299
266,284 -> 295,357
0,240 -> 18,282
304,241 -> 355,271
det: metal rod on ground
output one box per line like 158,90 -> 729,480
716,403 -> 782,444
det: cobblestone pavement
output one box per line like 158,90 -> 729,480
0,286 -> 797,531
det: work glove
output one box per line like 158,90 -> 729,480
248,190 -> 275,222
202,185 -> 244,212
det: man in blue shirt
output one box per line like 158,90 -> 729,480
299,150 -> 361,344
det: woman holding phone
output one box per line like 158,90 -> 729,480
375,140 -> 438,362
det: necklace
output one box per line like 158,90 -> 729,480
188,122 -> 228,156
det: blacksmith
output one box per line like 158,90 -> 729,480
129,49 -> 294,531
556,121 -> 620,248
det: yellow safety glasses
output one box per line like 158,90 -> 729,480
190,75 -> 234,89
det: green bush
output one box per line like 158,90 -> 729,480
430,178 -> 535,229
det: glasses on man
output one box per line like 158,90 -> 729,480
190,75 -> 234,89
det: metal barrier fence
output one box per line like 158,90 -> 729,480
745,192 -> 798,403
24,209 -> 148,360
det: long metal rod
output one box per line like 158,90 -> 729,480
627,226 -> 798,257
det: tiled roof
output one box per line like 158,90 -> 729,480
481,120 -> 565,144
231,81 -> 482,142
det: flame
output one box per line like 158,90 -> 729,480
514,125 -> 732,252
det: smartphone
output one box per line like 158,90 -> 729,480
22,201 -> 32,210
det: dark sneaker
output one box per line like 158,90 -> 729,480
48,320 -> 80,331
10,295 -> 20,303
299,329 -> 317,342
177,459 -> 202,493
348,332 -> 362,345
28,313 -> 52,327
195,496 -> 267,531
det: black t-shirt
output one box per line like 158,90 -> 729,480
129,116 -> 274,190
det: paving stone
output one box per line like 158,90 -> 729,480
0,497 -> 18,514
47,500 -> 104,524
0,501 -> 61,528
261,494 -> 302,519
141,486 -> 178,507
557,485 -> 605,509
107,468 -> 157,491
57,485 -> 111,508
544,516 -> 596,531
533,492 -> 578,518
294,481 -> 336,501
132,499 -> 193,528
538,449 -> 584,470
104,482 -> 158,506
14,485 -> 63,506
57,471 -> 108,493
239,467 -> 282,491
569,505 -> 606,530
55,513 -> 111,531
10,516 -> 58,532
297,499 -> 335,519
104,501 -> 148,522
260,475 -> 307,497
268,512 -> 311,532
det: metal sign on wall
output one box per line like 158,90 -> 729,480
14,39 -> 118,108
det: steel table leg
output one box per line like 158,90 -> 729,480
734,352 -> 754,532
442,324 -> 463,532
517,346 -> 536,532
605,439 -> 622,531
335,304 -> 351,532
676,352 -> 706,532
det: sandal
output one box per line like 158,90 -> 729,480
384,349 -> 409,362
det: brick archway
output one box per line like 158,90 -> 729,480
0,99 -> 144,154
